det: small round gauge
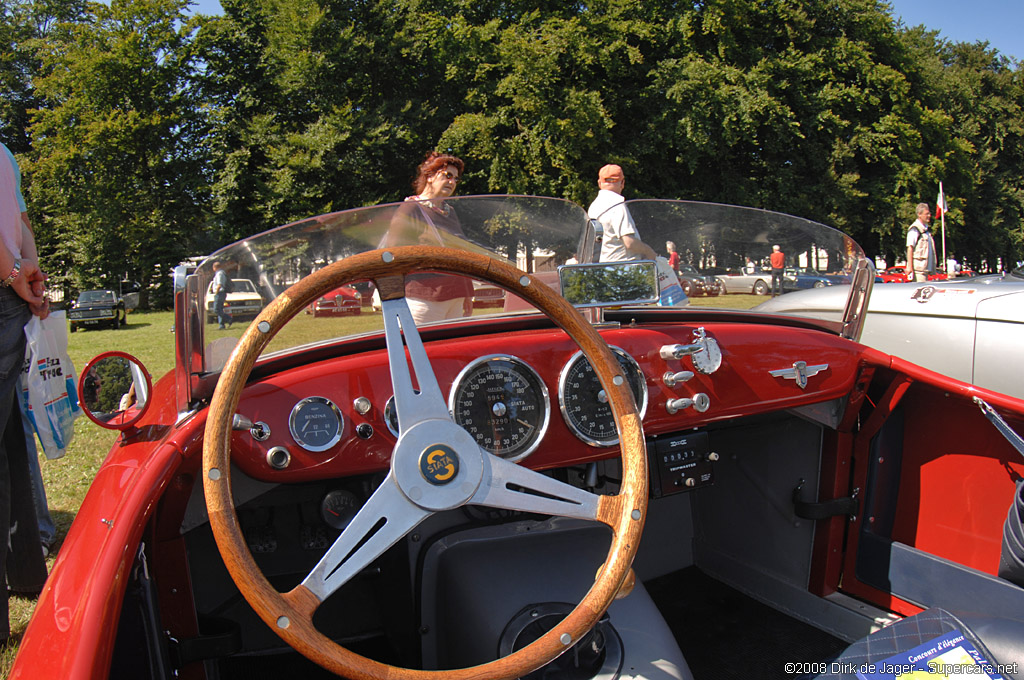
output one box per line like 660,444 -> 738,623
288,396 -> 344,452
448,355 -> 550,462
558,347 -> 648,446
320,489 -> 360,530
693,336 -> 723,375
383,395 -> 400,437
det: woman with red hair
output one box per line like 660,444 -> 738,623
388,151 -> 473,324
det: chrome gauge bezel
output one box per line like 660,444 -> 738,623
383,395 -> 399,437
288,396 -> 344,452
557,346 -> 648,447
448,354 -> 550,463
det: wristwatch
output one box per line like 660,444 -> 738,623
1,259 -> 20,287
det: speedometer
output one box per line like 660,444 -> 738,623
448,355 -> 550,462
558,347 -> 647,446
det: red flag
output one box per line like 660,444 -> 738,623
935,186 -> 947,219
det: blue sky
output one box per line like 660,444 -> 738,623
887,0 -> 1021,62
185,0 -> 1021,63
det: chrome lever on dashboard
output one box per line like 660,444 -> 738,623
660,344 -> 703,360
232,413 -> 253,430
666,393 -> 711,414
232,413 -> 271,441
663,370 -> 695,387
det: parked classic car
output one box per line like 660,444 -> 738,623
13,198 -> 1024,680
67,288 -> 134,331
472,279 -> 506,307
755,269 -> 1024,400
717,267 -> 773,295
307,285 -> 362,316
781,266 -> 851,292
878,266 -> 909,283
204,277 -> 265,323
675,262 -> 722,297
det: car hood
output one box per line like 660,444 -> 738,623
755,279 -> 1024,323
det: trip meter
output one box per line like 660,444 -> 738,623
558,347 -> 648,446
288,396 -> 344,452
449,355 -> 550,462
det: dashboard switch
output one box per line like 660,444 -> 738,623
666,393 -> 710,414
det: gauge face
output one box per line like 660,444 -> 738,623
288,396 -> 344,452
693,337 -> 723,374
558,347 -> 648,446
449,355 -> 550,462
320,489 -> 359,530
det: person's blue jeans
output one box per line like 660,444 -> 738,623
214,290 -> 232,328
0,286 -> 48,638
20,403 -> 55,547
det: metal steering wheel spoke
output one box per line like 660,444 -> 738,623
472,452 -> 601,521
302,472 -> 430,601
380,296 -> 451,430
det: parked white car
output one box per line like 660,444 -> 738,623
204,278 -> 265,323
718,268 -> 773,295
754,269 -> 1024,398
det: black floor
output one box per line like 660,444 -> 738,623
645,567 -> 848,680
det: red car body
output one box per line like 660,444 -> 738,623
13,197 -> 1024,680
307,285 -> 362,316
878,266 -> 908,283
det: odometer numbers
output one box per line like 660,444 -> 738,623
449,355 -> 550,462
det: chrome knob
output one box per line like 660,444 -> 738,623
663,370 -> 694,387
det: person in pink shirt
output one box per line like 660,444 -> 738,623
1,140 -> 50,643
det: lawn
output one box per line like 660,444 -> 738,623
1,292 -> 765,673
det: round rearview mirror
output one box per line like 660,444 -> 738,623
79,351 -> 153,430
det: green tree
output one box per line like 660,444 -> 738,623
25,0 -> 208,306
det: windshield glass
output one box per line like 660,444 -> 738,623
79,290 -> 114,303
182,196 -> 868,374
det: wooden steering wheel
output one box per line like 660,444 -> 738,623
202,246 -> 648,680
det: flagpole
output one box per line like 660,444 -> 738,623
939,181 -> 947,275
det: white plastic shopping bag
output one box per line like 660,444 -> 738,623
655,256 -> 689,307
19,310 -> 82,459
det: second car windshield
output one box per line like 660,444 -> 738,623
79,291 -> 114,303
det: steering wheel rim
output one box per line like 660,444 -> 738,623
202,245 -> 648,680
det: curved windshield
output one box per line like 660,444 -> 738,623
179,196 -> 869,377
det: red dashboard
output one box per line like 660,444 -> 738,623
222,321 -> 868,482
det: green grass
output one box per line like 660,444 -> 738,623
1,295 -> 764,672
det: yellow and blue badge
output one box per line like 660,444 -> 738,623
420,444 -> 459,485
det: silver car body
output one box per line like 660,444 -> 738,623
754,273 -> 1024,399
718,270 -> 772,295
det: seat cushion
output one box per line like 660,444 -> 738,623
812,608 -> 1020,679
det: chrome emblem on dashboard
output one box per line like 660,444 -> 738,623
769,361 -> 828,389
420,445 -> 459,485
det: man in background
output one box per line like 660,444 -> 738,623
770,244 -> 785,296
906,203 -> 936,283
588,164 -> 659,262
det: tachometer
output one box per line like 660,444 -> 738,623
449,355 -> 550,462
558,347 -> 648,446
288,396 -> 344,452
